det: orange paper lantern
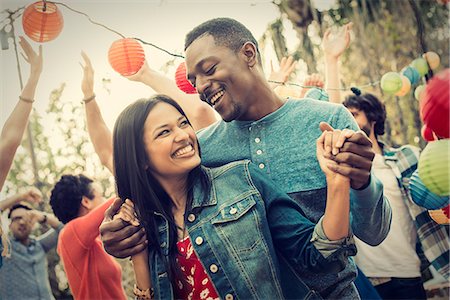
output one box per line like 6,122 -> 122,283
428,204 -> 450,225
22,1 -> 64,43
175,62 -> 197,94
108,38 -> 145,76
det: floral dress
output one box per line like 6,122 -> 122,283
174,236 -> 220,300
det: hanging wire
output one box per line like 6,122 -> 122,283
268,80 -> 381,92
133,38 -> 185,58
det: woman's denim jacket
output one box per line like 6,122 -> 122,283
148,160 -> 356,300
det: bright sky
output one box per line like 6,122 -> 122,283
0,0 -> 288,131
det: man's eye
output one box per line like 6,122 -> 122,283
205,65 -> 216,75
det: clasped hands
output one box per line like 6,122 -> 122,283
318,122 -> 374,190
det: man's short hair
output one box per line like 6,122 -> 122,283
49,174 -> 94,224
343,93 -> 387,136
184,17 -> 261,63
8,203 -> 32,219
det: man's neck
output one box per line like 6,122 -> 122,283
241,83 -> 286,121
371,134 -> 383,155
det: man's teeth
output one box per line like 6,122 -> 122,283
173,144 -> 193,157
210,90 -> 224,105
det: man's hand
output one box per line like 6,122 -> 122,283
299,73 -> 325,98
320,122 -> 374,189
100,198 -> 147,258
21,187 -> 42,205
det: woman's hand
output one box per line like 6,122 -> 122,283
80,51 -> 95,99
113,199 -> 140,227
19,36 -> 43,78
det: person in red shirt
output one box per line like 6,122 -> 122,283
50,174 -> 127,300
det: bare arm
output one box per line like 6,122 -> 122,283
0,37 -> 43,190
316,130 -> 351,240
322,23 -> 352,104
126,61 -> 217,130
114,200 -> 152,293
81,52 -> 113,173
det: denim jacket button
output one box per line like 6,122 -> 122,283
195,236 -> 204,245
187,213 -> 196,222
160,241 -> 167,248
209,264 -> 218,273
225,294 -> 234,300
229,207 -> 237,215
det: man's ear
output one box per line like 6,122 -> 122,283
240,42 -> 258,68
80,196 -> 93,210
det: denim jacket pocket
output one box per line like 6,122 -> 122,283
211,195 -> 264,253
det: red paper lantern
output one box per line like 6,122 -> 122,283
421,124 -> 437,142
420,69 -> 450,138
22,1 -> 64,43
175,62 -> 197,94
108,38 -> 145,76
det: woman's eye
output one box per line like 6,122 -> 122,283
180,120 -> 189,127
157,129 -> 169,137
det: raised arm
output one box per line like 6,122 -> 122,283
0,186 -> 42,211
80,52 -> 113,173
321,23 -> 352,103
126,61 -> 217,130
0,37 -> 43,190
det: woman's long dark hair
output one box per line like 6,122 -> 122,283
113,95 -> 210,287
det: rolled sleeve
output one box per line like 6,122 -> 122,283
310,216 -> 357,273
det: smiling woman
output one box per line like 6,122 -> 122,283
110,94 -> 356,300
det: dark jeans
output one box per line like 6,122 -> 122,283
375,277 -> 426,300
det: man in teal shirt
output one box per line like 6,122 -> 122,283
100,18 -> 391,299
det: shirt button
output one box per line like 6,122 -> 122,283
248,126 -> 252,131
225,294 -> 234,300
210,264 -> 218,273
195,236 -> 204,245
256,149 -> 262,155
259,163 -> 265,169
229,207 -> 237,215
254,137 -> 261,143
187,213 -> 196,222
160,241 -> 167,248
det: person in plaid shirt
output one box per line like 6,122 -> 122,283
343,92 -> 449,299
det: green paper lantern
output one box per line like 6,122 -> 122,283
411,58 -> 429,77
380,72 -> 402,94
418,139 -> 450,196
414,85 -> 425,101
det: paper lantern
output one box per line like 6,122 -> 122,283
274,85 -> 301,98
411,58 -> 429,77
421,124 -> 436,142
409,170 -> 448,209
305,88 -> 329,101
380,72 -> 402,94
395,75 -> 411,97
22,1 -> 64,43
108,38 -> 145,76
428,204 -> 450,225
414,85 -> 425,101
420,69 -> 450,138
418,139 -> 449,196
175,62 -> 197,94
423,52 -> 440,70
401,66 -> 420,85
